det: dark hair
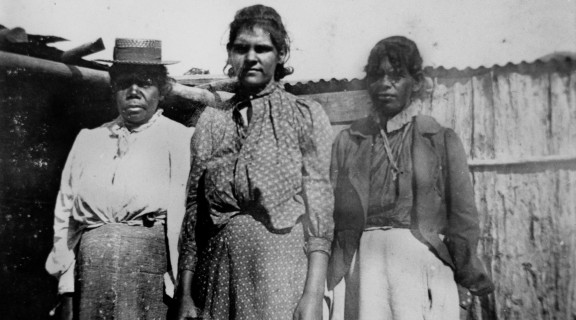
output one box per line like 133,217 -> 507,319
109,64 -> 172,96
225,4 -> 293,80
364,36 -> 423,83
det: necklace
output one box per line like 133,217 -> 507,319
378,127 -> 401,181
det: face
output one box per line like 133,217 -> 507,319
112,72 -> 163,127
228,27 -> 285,92
367,56 -> 418,118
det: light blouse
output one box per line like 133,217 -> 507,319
45,111 -> 193,296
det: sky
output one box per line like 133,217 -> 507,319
2,0 -> 576,81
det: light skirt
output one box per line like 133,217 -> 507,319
330,228 -> 459,320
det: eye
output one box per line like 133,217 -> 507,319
254,44 -> 274,54
136,77 -> 154,88
111,79 -> 132,91
231,44 -> 249,54
111,76 -> 155,90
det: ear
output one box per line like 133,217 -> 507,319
412,78 -> 423,93
277,50 -> 287,64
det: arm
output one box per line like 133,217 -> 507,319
170,82 -> 217,107
174,270 -> 199,320
443,129 -> 494,296
174,111 -> 216,319
171,80 -> 236,108
45,130 -> 86,319
294,252 -> 329,320
294,101 -> 334,320
165,126 -> 195,297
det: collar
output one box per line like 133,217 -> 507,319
110,109 -> 163,134
348,116 -> 380,138
231,81 -> 283,107
349,113 -> 443,139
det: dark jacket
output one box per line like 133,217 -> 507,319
327,115 -> 494,296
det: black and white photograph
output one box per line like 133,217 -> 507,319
1,0 -> 575,319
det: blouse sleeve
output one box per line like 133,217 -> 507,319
164,125 -> 194,297
178,108 -> 218,275
45,130 -> 87,294
297,99 -> 335,256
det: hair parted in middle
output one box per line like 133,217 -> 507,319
225,4 -> 293,80
364,36 -> 424,83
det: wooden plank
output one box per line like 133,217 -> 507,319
492,71 -> 550,158
554,167 -> 576,319
549,69 -> 576,154
427,76 -> 452,127
448,77 -> 474,156
471,72 -> 496,160
303,90 -> 370,124
469,154 -> 576,168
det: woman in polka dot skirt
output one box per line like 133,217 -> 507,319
174,4 -> 334,320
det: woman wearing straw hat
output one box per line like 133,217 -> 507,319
45,38 -> 193,320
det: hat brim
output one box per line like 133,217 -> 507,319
95,59 -> 179,65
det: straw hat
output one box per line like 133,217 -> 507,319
97,38 -> 178,65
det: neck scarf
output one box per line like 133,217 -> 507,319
109,109 -> 163,158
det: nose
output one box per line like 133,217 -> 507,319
128,83 -> 139,92
377,75 -> 394,88
246,48 -> 257,62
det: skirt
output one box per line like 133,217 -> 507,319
330,228 -> 459,320
76,223 -> 168,320
192,214 -> 308,320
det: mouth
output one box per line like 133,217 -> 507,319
123,106 -> 144,113
245,67 -> 262,74
375,93 -> 396,101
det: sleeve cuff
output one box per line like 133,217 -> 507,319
57,261 -> 75,294
305,237 -> 332,256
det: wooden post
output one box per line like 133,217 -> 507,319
0,27 -> 28,46
0,50 -> 109,85
61,38 -> 105,63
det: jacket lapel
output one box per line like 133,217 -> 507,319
412,120 -> 439,189
412,115 -> 455,268
347,118 -> 377,218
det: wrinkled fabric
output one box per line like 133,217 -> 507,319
45,111 -> 193,296
179,82 -> 334,276
366,122 -> 413,228
192,214 -> 307,320
328,115 -> 494,295
77,223 -> 168,320
330,229 -> 459,320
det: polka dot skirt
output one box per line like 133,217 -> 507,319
192,214 -> 307,320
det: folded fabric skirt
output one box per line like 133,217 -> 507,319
76,223 -> 168,320
192,214 -> 308,320
330,228 -> 459,320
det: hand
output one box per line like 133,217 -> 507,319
457,285 -> 473,309
174,294 -> 201,320
293,292 -> 323,320
52,293 -> 72,320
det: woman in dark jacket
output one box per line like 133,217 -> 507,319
327,36 -> 494,320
